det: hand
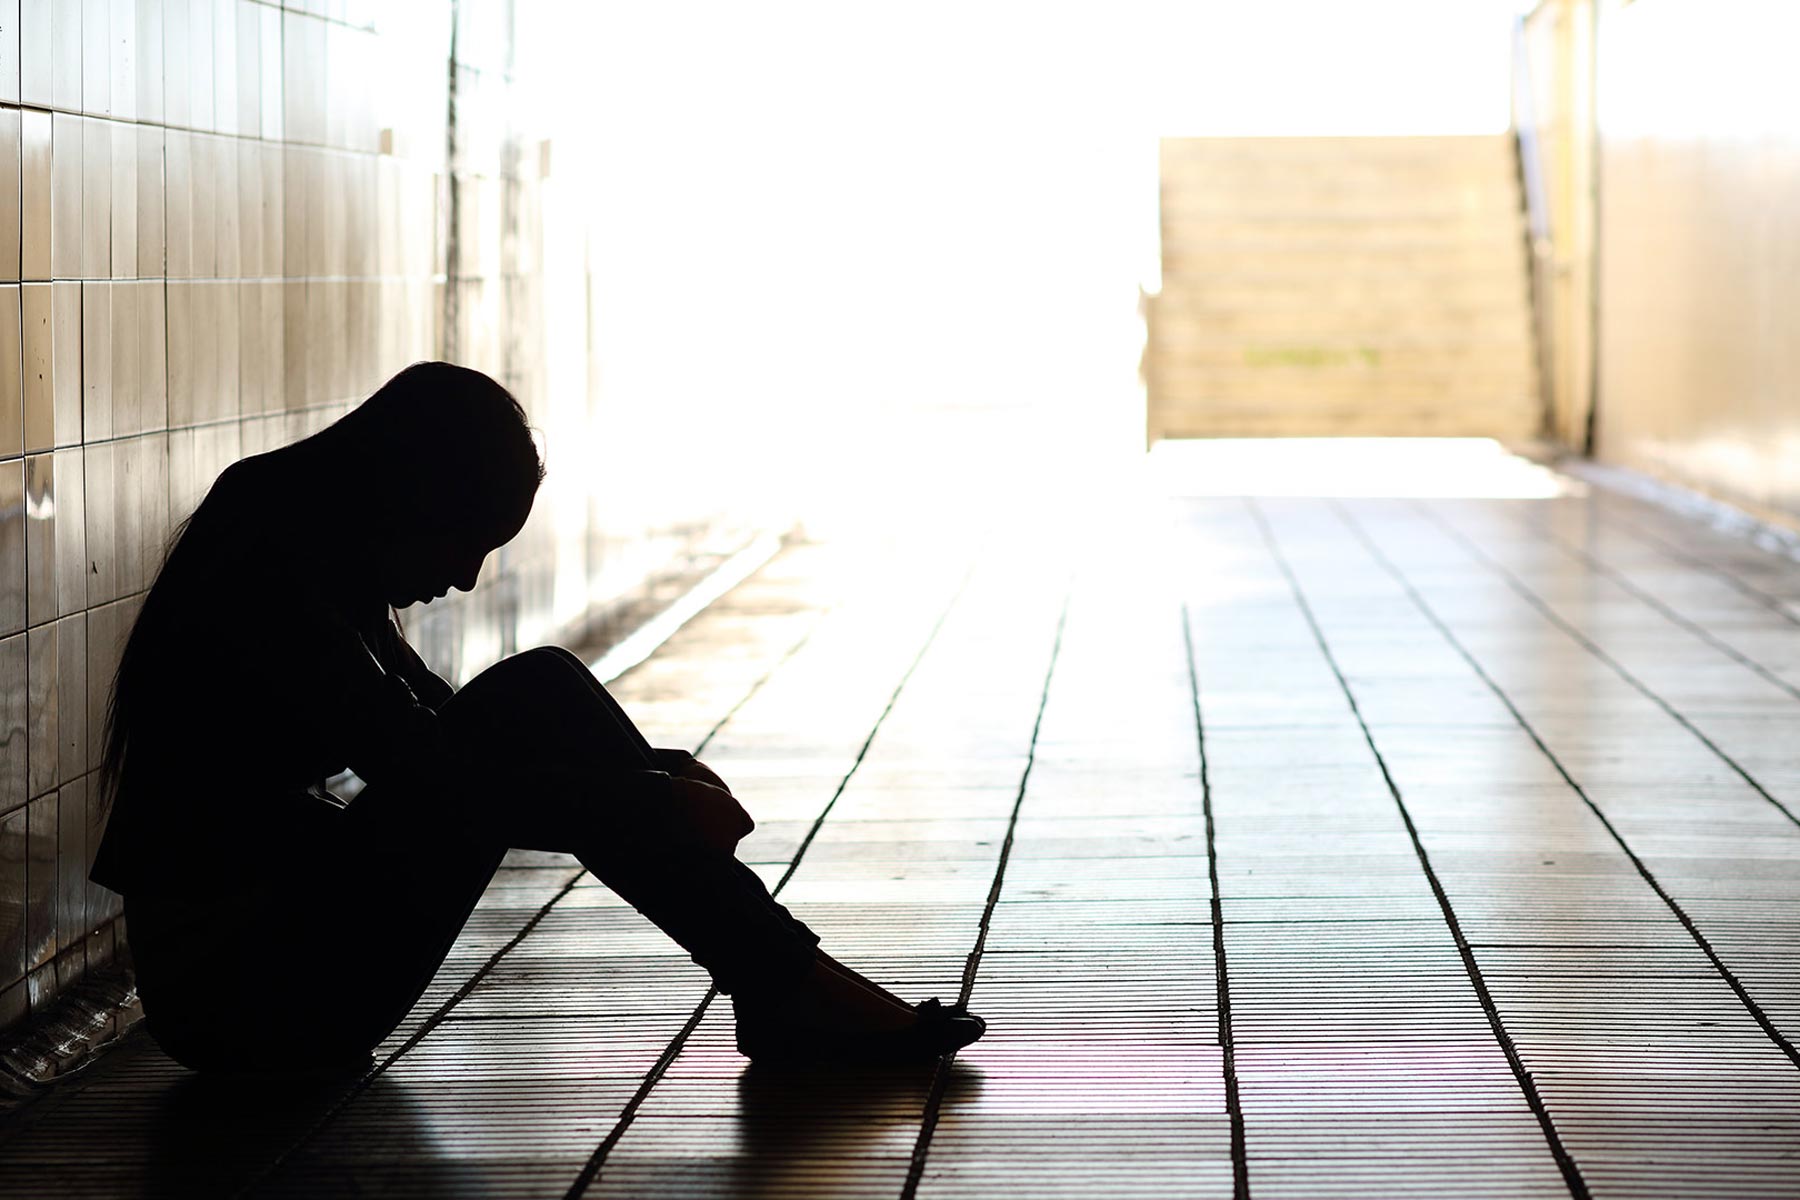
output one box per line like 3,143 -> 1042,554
666,777 -> 755,855
677,757 -> 733,794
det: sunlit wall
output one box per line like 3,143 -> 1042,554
538,1 -> 1528,534
1593,0 -> 1800,524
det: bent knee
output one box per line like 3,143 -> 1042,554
442,646 -> 592,728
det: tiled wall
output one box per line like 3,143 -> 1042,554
0,1 -> 757,1035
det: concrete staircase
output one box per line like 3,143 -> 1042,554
1147,136 -> 1543,441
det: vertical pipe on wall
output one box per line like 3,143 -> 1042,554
1579,0 -> 1601,457
441,0 -> 461,363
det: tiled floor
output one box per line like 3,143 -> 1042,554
4,476 -> 1800,1198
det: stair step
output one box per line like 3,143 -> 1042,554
1150,409 -> 1544,439
1151,343 -> 1534,372
1149,310 -> 1532,339
1161,135 -> 1517,167
1163,225 -> 1524,251
1152,370 -> 1535,402
1154,288 -> 1530,312
1162,196 -> 1522,221
1152,288 -> 1530,313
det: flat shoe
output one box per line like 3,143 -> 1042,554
734,996 -> 987,1066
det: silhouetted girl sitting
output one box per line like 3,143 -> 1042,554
92,361 -> 984,1074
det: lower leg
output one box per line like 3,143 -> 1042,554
448,648 -> 942,1039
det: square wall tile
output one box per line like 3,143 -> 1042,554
81,117 -> 111,280
107,0 -> 136,122
234,0 -> 259,137
81,440 -> 113,605
236,138 -> 260,276
21,283 -> 49,451
163,128 -> 190,279
186,279 -> 215,419
54,613 -> 82,786
163,280 -> 188,426
26,621 -> 54,797
0,284 -> 18,458
211,280 -> 239,422
0,633 -> 23,810
189,133 -> 214,278
26,793 -> 55,969
0,2 -> 16,107
166,279 -> 203,426
24,948 -> 51,1010
214,137 -> 239,278
0,803 -> 25,986
134,0 -> 162,124
50,0 -> 78,111
135,125 -> 162,278
51,938 -> 78,992
0,460 -> 20,636
122,433 -> 167,595
112,440 -> 140,594
210,0 -> 235,136
49,282 -> 79,447
0,107 -> 18,284
186,0 -> 215,135
106,277 -> 137,435
238,280 -> 261,411
137,280 -> 166,433
260,141 -> 281,272
281,277 -> 305,407
109,120 -> 136,280
20,108 -> 47,282
23,453 -> 51,625
281,144 -> 306,278
84,600 -> 128,790
20,0 -> 49,108
282,11 -> 323,147
55,774 -> 83,948
316,150 -> 342,275
81,0 -> 108,116
258,5 -> 279,139
163,0 -> 190,131
49,114 -> 80,280
253,278 -> 281,411
80,280 -> 109,441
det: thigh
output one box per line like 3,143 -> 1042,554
136,802 -> 505,1072
444,646 -> 658,773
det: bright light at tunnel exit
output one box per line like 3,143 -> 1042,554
517,1 -> 1536,525
1148,439 -> 1582,500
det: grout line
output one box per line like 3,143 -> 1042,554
1348,501 -> 1800,1072
561,568 -> 975,1200
235,555 -> 828,1196
899,586 -> 1070,1200
1564,459 -> 1800,571
1588,499 -> 1800,630
1514,508 -> 1800,709
1247,498 -> 1591,1200
1182,602 -> 1250,1200
1417,502 -> 1800,833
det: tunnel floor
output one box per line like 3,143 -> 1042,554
4,476 -> 1800,1198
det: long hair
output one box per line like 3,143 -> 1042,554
97,362 -> 544,814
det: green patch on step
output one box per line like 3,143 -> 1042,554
1243,345 -> 1383,369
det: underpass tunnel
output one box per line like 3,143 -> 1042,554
4,3 -> 1800,1197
